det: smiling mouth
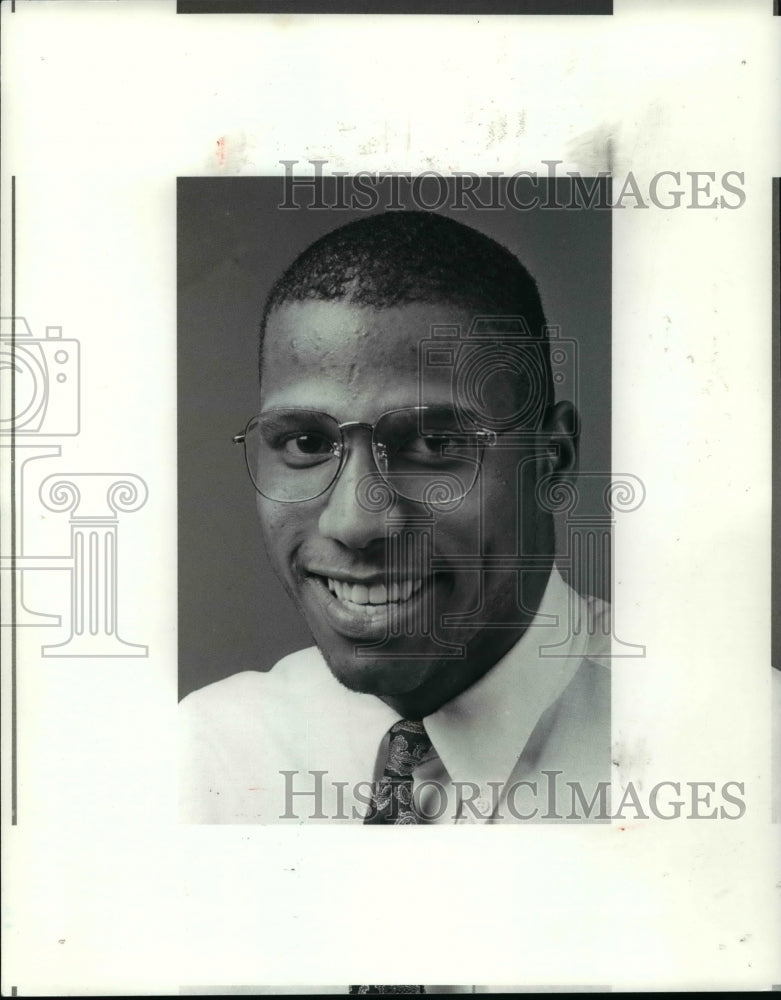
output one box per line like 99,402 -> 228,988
325,576 -> 425,609
305,571 -> 439,641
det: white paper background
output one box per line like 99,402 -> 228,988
1,0 -> 780,993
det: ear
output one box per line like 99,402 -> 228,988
541,400 -> 579,480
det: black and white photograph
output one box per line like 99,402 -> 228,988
178,175 -> 616,826
1,0 -> 779,994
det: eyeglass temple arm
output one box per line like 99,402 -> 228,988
232,433 -> 246,445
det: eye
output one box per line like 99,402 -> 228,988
396,432 -> 466,463
279,432 -> 336,467
417,434 -> 455,454
285,433 -> 332,455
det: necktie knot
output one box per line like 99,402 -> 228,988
384,720 -> 432,779
364,720 -> 432,825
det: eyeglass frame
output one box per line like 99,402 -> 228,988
232,404 -> 506,505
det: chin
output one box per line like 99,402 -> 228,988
318,642 -> 436,700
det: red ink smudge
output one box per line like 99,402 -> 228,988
216,136 -> 226,167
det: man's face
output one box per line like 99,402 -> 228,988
257,299 -> 562,718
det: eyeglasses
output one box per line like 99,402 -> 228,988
232,406 -> 499,505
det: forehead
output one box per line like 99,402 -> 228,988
260,299 -> 475,413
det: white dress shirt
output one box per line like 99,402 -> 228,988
180,567 -> 610,824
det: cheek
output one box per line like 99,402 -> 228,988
487,452 -> 543,510
464,463 -> 538,555
428,496 -> 494,557
255,500 -> 302,569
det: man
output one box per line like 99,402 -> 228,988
180,209 -> 610,824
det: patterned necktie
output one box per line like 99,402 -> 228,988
364,719 -> 432,825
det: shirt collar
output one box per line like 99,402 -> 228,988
422,565 -> 588,793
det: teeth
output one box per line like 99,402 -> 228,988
326,577 -> 424,606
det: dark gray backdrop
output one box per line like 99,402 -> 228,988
178,176 -> 611,698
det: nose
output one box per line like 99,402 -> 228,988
317,429 -> 392,550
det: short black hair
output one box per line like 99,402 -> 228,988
260,210 -> 553,419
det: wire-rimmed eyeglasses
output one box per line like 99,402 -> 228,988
232,405 -> 498,505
